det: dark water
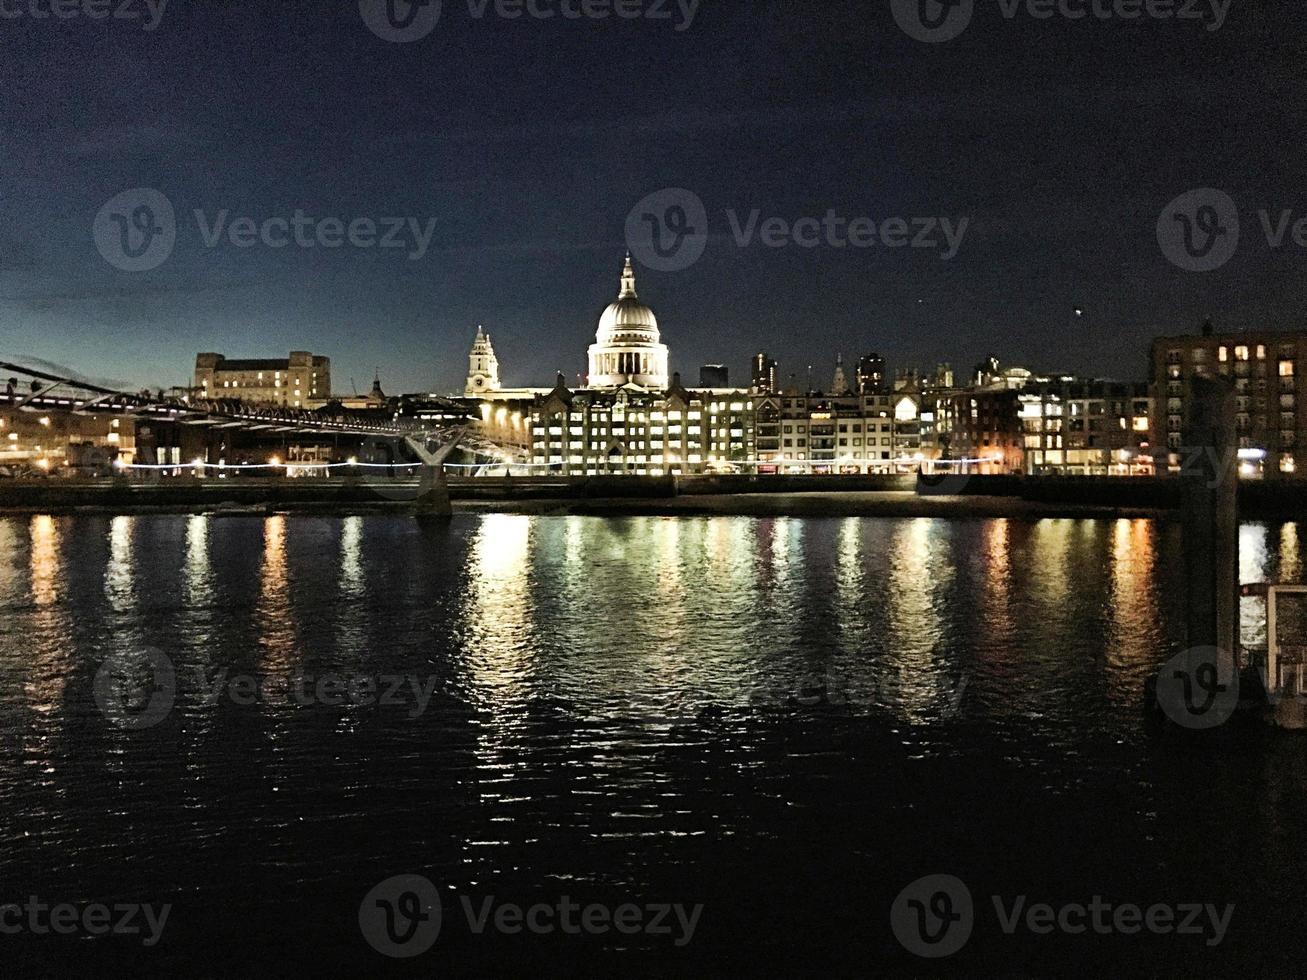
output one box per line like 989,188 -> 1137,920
1,513 -> 1305,976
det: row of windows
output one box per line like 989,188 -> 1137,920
1169,345 -> 1298,363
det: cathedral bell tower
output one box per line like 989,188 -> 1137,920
465,325 -> 501,396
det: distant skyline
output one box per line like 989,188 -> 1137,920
2,2 -> 1304,395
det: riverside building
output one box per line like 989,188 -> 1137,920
457,257 -> 933,475
194,351 -> 331,409
1150,325 -> 1307,478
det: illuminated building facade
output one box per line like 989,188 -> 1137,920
195,351 -> 331,409
937,389 -> 1024,474
751,388 -> 923,474
0,384 -> 134,474
1151,327 -> 1307,478
752,353 -> 778,394
532,373 -> 746,474
518,263 -> 931,475
1020,379 -> 1153,475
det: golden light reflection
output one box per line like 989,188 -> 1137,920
1105,520 -> 1160,698
1029,520 -> 1072,611
257,515 -> 299,674
837,517 -> 861,598
1240,523 -> 1271,587
25,515 -> 72,721
705,516 -> 752,590
465,514 -> 533,701
653,518 -> 686,603
105,516 -> 135,613
0,519 -> 18,605
981,519 -> 1015,645
340,516 -> 364,597
1282,523 -> 1302,582
770,517 -> 802,588
833,518 -> 872,649
29,515 -> 60,608
563,515 -> 585,573
884,519 -> 952,723
184,515 -> 213,607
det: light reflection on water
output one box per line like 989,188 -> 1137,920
0,513 -> 1305,970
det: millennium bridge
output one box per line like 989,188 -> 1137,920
0,359 -> 528,513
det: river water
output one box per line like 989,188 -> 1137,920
0,513 -> 1304,975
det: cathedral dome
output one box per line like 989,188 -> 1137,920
596,256 -> 660,344
587,255 -> 669,390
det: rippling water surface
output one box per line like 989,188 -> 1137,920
1,514 -> 1305,975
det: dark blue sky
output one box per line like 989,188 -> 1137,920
1,0 -> 1302,395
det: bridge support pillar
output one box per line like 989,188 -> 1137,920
415,463 -> 452,516
404,431 -> 464,518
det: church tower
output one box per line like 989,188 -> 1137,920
465,326 -> 501,396
831,353 -> 849,395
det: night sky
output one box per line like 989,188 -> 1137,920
1,0 -> 1302,395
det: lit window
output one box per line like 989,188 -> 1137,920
1236,346 -> 1250,361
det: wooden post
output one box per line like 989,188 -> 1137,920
1180,376 -> 1239,668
